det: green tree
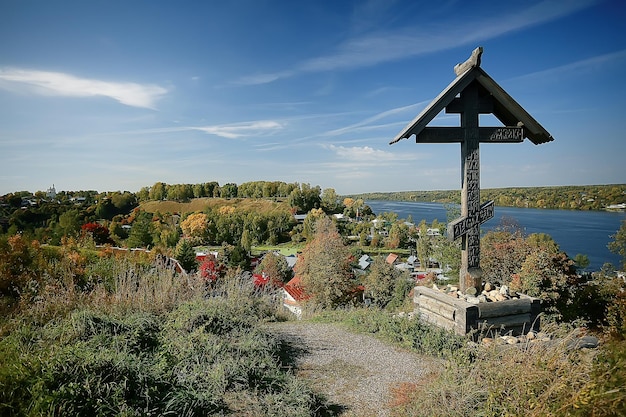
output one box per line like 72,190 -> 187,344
364,257 -> 405,307
287,183 -> 321,213
416,221 -> 433,269
57,209 -> 81,237
573,253 -> 590,271
386,221 -> 409,249
321,188 -> 342,214
220,183 -> 238,199
149,182 -> 167,201
301,208 -> 325,241
608,220 -> 626,271
223,244 -> 249,269
175,239 -> 197,273
294,216 -> 355,308
126,212 -> 153,248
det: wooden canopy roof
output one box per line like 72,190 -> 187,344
389,53 -> 554,146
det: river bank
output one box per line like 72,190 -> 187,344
366,200 -> 626,271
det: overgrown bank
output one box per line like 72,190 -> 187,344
0,254 -> 335,417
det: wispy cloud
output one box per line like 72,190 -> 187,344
190,120 -> 283,139
509,48 -> 626,83
236,0 -> 597,85
0,68 -> 168,109
325,101 -> 428,136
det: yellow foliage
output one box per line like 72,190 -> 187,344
180,213 -> 209,238
218,206 -> 235,215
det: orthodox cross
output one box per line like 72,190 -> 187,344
390,47 -> 554,294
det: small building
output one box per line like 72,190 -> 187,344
358,254 -> 373,270
282,276 -> 309,318
385,253 -> 399,265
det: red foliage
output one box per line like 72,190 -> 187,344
81,222 -> 112,245
199,255 -> 225,282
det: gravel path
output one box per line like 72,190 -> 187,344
266,321 -> 439,417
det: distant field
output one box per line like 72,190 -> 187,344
140,197 -> 290,214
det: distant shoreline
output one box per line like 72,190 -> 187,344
345,184 -> 626,212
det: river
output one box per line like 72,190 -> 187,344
365,200 -> 626,272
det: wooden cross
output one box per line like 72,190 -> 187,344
390,47 -> 554,294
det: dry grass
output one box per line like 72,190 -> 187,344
390,326 -> 601,417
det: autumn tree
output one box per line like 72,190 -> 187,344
294,216 -> 355,308
480,229 -> 529,284
81,222 -> 112,245
254,252 -> 292,285
180,213 -> 209,241
199,253 -> 224,282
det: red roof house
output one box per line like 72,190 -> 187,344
282,276 -> 309,317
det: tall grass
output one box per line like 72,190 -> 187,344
0,253 -> 335,417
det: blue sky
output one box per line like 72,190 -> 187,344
1,0 -> 625,196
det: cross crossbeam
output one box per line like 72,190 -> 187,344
417,127 -> 524,143
447,200 -> 494,241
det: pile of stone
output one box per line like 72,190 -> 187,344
431,282 -> 518,305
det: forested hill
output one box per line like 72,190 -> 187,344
347,184 -> 626,211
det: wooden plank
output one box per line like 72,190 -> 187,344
477,313 -> 531,327
414,286 -> 470,310
389,68 -> 478,144
416,127 -> 462,143
478,298 -> 531,318
419,310 -> 457,332
418,296 -> 457,321
475,69 -> 554,145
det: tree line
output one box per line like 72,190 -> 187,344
348,184 -> 626,211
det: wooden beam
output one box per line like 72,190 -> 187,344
416,127 -> 524,143
478,298 -> 531,318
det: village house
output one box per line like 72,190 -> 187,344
282,276 -> 308,318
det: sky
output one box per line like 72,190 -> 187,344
1,0 -> 625,196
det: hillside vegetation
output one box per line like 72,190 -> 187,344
140,197 -> 290,215
348,184 -> 626,211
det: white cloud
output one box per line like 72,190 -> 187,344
191,120 -> 283,139
0,68 -> 167,109
326,144 -> 418,162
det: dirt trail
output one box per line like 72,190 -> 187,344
266,321 -> 439,417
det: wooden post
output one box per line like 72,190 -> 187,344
446,82 -> 494,294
